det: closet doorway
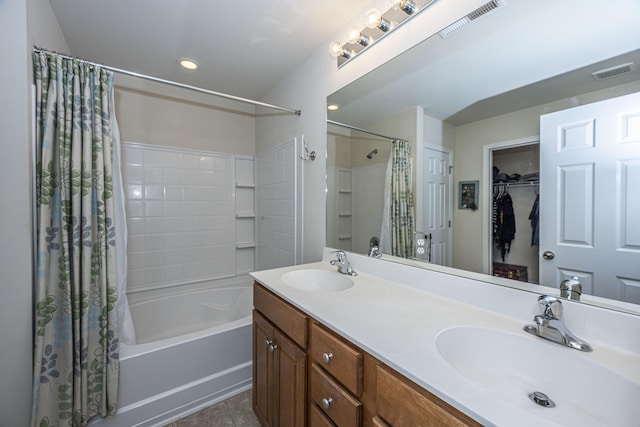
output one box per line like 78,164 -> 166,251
482,137 -> 540,283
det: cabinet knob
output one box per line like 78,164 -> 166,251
264,339 -> 272,348
321,397 -> 333,410
269,343 -> 278,353
322,352 -> 334,364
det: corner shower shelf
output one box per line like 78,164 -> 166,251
338,211 -> 352,217
236,242 -> 256,249
338,234 -> 353,240
235,156 -> 256,276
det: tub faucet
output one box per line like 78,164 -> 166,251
523,295 -> 592,352
330,250 -> 357,276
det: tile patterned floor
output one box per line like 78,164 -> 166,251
164,389 -> 261,426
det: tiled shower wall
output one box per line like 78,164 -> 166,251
256,141 -> 297,270
121,142 -> 236,292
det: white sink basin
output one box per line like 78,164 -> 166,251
282,269 -> 354,292
436,327 -> 640,426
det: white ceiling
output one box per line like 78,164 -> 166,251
48,0 -> 372,101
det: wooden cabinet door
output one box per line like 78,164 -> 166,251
274,328 -> 307,427
253,311 -> 274,427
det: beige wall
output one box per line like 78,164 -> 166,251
114,75 -> 256,155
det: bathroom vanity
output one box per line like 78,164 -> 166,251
251,250 -> 640,427
252,282 -> 479,426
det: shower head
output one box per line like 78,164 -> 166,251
366,149 -> 378,159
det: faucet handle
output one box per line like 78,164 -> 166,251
537,295 -> 563,319
331,250 -> 347,263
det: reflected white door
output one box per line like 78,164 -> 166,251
539,91 -> 640,303
423,146 -> 452,266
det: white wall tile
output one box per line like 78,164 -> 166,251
122,143 -> 238,291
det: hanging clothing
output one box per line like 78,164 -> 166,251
529,194 -> 540,246
493,191 -> 516,261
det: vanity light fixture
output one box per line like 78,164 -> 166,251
329,0 -> 439,68
178,58 -> 198,70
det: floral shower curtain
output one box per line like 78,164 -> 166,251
32,52 -> 120,427
381,139 -> 415,258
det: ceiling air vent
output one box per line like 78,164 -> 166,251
591,62 -> 637,80
438,0 -> 504,39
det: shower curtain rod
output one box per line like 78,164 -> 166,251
33,47 -> 301,116
327,120 -> 397,142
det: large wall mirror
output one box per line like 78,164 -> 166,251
326,0 -> 640,314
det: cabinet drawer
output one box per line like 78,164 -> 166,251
311,363 -> 362,427
376,365 -> 481,427
311,322 -> 363,396
254,282 -> 308,348
310,403 -> 338,427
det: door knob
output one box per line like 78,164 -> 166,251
542,251 -> 555,260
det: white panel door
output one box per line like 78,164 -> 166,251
539,91 -> 640,303
423,146 -> 452,266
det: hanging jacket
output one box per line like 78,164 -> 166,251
497,193 -> 516,261
529,194 -> 539,246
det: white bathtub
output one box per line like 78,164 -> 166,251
89,281 -> 253,427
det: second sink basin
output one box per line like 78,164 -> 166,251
282,269 -> 354,292
436,326 -> 640,426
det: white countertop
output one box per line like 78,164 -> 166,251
250,251 -> 640,427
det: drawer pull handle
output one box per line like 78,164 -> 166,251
269,343 -> 278,353
322,352 -> 333,364
321,397 -> 333,409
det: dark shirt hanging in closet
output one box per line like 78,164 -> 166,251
493,191 -> 516,262
529,194 -> 539,246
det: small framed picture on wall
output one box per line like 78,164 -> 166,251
458,180 -> 478,210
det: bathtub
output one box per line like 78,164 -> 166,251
89,281 -> 253,427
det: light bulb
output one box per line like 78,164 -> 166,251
365,9 -> 382,29
329,41 -> 344,59
346,27 -> 361,44
365,8 -> 390,32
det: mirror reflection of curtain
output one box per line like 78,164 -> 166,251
32,52 -> 124,425
381,139 -> 415,258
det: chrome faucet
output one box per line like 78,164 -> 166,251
523,295 -> 592,352
330,250 -> 357,276
368,236 -> 382,258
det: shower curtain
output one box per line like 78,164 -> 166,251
381,139 -> 415,258
32,52 -> 132,426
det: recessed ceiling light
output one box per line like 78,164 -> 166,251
179,58 -> 198,70
327,104 -> 339,111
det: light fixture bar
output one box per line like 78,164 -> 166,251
331,0 -> 440,68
